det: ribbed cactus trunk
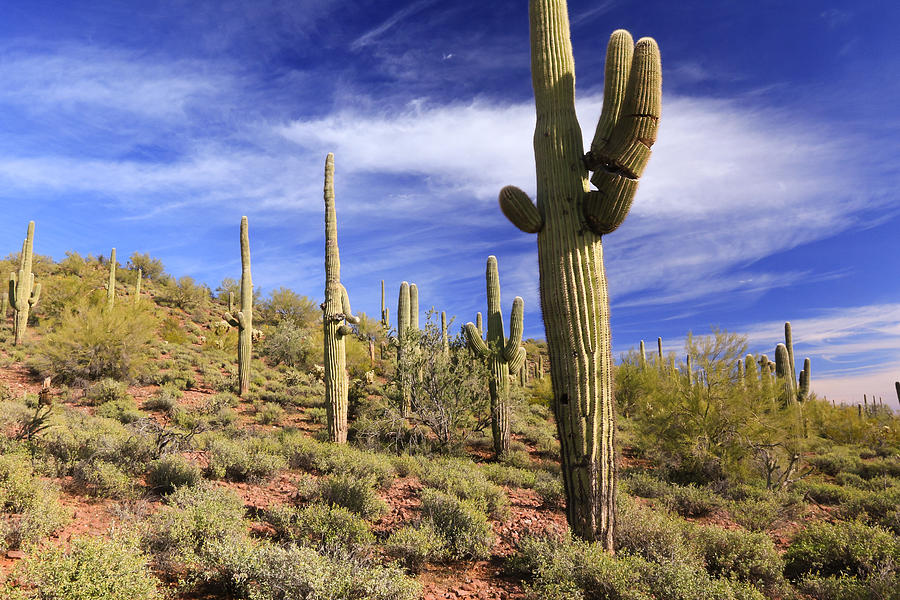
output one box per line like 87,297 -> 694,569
538,354 -> 544,379
106,248 -> 116,308
1,292 -> 7,325
686,354 -> 694,387
775,343 -> 796,405
441,311 -> 449,356
784,322 -> 796,385
409,284 -> 419,331
798,357 -> 811,401
639,340 -> 646,367
497,0 -> 661,546
224,217 -> 253,396
475,312 -> 483,337
322,153 -> 358,444
397,281 -> 411,416
134,268 -> 142,302
465,256 -> 525,457
381,279 -> 390,329
744,354 -> 758,390
895,381 -> 899,404
657,337 -> 663,367
9,221 -> 41,346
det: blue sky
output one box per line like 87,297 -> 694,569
1,1 -> 899,407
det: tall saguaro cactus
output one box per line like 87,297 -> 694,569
465,256 -> 526,457
396,281 -> 412,416
106,248 -> 117,308
9,221 -> 41,346
134,268 -> 142,302
381,280 -> 390,329
223,217 -> 253,397
409,284 -> 419,330
497,0 -> 661,546
321,153 -> 359,444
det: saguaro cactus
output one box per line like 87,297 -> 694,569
497,1 -> 660,545
134,268 -> 142,302
409,284 -> 419,330
0,292 -> 7,323
223,217 -> 253,397
657,337 -> 663,367
798,358 -> 811,401
106,248 -> 117,308
744,354 -> 758,389
465,256 -> 526,457
475,312 -> 483,337
397,281 -> 412,416
381,280 -> 390,329
775,343 -> 796,404
441,311 -> 449,356
9,221 -> 41,346
639,340 -> 646,367
321,154 -> 359,444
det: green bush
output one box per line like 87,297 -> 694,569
95,397 -> 144,424
420,488 -> 494,560
0,454 -> 71,550
623,472 -> 670,499
798,570 -> 900,600
30,301 -> 158,384
205,435 -> 286,482
615,497 -> 696,565
318,474 -> 388,519
18,534 -> 161,600
146,454 -> 202,494
421,457 -> 508,519
728,496 -> 781,532
146,484 -> 246,568
837,487 -> 900,533
75,459 -> 136,499
206,538 -> 420,600
783,520 -> 900,581
687,524 -> 784,591
385,523 -> 447,573
280,431 -> 396,488
533,471 -> 565,506
666,484 -> 722,517
255,402 -> 284,425
143,385 -> 181,412
265,502 -> 374,559
84,378 -> 129,405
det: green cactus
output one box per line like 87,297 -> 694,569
465,255 -> 526,457
223,216 -> 253,397
320,153 -> 359,444
397,281 -> 412,416
475,312 -> 483,337
106,248 -> 117,308
441,310 -> 449,356
8,221 -> 41,346
798,357 -> 810,401
381,279 -> 390,329
228,291 -> 235,314
639,340 -> 646,367
775,343 -> 796,404
744,354 -> 757,390
0,291 -> 7,324
409,283 -> 419,331
784,322 -> 796,384
685,354 -> 694,387
736,358 -> 744,387
895,381 -> 899,404
497,2 -> 660,543
134,268 -> 142,302
538,354 -> 544,379
657,337 -> 663,367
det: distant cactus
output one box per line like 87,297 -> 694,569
465,256 -> 526,457
0,292 -> 7,323
685,354 -> 694,387
8,221 -> 41,345
106,248 -> 117,308
775,343 -> 796,404
736,359 -> 744,387
798,358 -> 811,401
744,354 -> 757,389
639,340 -> 646,367
381,280 -> 390,329
397,281 -> 412,416
895,381 -> 899,403
409,283 -> 419,330
657,337 -> 663,367
223,216 -> 253,397
538,354 -> 544,379
134,268 -> 142,302
228,291 -> 235,314
441,311 -> 449,356
321,153 -> 359,444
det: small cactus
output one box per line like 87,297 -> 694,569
798,358 -> 811,401
657,337 -> 663,367
475,312 -> 483,337
106,248 -> 116,308
465,255 -> 526,457
639,340 -> 646,367
441,311 -> 449,356
8,221 -> 41,345
134,268 -> 142,302
321,153 -> 358,444
381,280 -> 390,329
223,216 -> 253,397
0,292 -> 7,323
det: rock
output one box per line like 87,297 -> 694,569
6,550 -> 25,559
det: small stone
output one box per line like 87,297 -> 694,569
6,550 -> 25,559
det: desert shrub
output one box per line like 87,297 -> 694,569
206,539 -> 420,600
19,534 -> 161,600
615,497 -> 696,565
257,287 -> 319,327
783,520 -> 900,581
623,472 -> 670,499
318,474 -> 387,519
481,462 -> 537,489
261,320 -> 320,369
143,385 -> 181,412
255,402 -> 284,425
687,525 -> 784,591
95,397 -> 144,424
157,276 -> 210,312
280,431 -> 395,488
807,448 -> 861,477
265,503 -> 374,558
420,457 -> 508,519
390,454 -> 424,478
385,523 -> 447,572
513,533 -> 766,600
31,301 -> 157,384
797,570 -> 900,600
84,378 -> 129,405
837,487 -> 900,534
204,435 -> 286,482
127,252 -> 166,281
146,454 -> 202,494
0,454 -> 71,550
146,484 -> 246,567
41,412 -> 155,476
420,488 -> 493,560
799,480 -> 856,505
728,496 -> 782,532
534,471 -> 565,506
75,459 -> 136,499
666,484 -> 723,517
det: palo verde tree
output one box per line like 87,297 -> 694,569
223,216 -> 253,396
322,153 -> 359,443
497,0 -> 661,547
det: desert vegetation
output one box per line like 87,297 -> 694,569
0,1 -> 897,599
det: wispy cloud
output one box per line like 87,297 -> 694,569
350,0 -> 441,50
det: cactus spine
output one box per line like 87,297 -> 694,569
106,248 -> 116,308
465,256 -> 526,457
321,154 -> 358,444
8,221 -> 41,346
397,281 -> 412,416
223,217 -> 253,397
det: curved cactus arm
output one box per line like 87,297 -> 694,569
475,312 -> 483,338
340,284 -> 359,324
29,282 -> 41,306
464,322 -> 490,357
586,29 -> 634,161
8,273 -> 18,309
503,296 -> 525,361
499,186 -> 543,233
337,324 -> 354,337
583,182 -> 638,235
223,313 -> 240,328
509,346 -> 527,375
236,311 -> 247,330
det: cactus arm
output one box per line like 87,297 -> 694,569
499,186 -> 543,233
340,284 -> 359,324
223,313 -> 240,328
29,282 -> 40,306
236,311 -> 247,330
476,312 -> 483,338
503,296 -> 525,361
409,283 -> 419,330
509,346 -> 527,375
8,273 -> 17,310
337,324 -> 354,337
465,322 -> 490,357
397,282 -> 410,338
